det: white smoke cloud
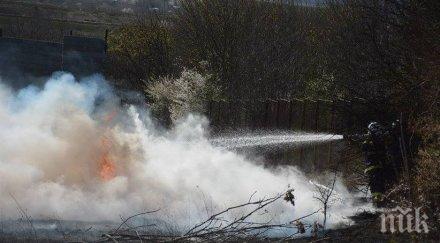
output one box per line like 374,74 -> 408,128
0,73 -> 370,234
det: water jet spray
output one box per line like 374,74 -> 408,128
211,132 -> 343,149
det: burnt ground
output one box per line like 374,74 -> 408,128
292,213 -> 439,243
2,217 -> 439,243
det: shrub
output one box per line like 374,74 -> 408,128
106,18 -> 177,91
414,119 -> 440,229
146,69 -> 222,124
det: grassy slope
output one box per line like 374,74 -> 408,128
0,0 -> 131,40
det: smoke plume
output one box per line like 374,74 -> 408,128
0,73 -> 369,233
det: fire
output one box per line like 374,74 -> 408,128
99,150 -> 116,181
98,111 -> 118,181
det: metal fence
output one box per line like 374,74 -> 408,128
207,99 -> 359,134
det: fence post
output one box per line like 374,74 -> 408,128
301,100 -> 306,130
327,140 -> 333,166
288,99 -> 294,129
264,99 -> 270,128
299,147 -> 305,167
313,144 -> 318,170
276,100 -> 281,128
105,29 -> 109,42
315,100 -> 320,132
330,101 -> 335,133
208,100 -> 213,120
104,29 -> 109,52
212,101 -> 219,128
232,101 -> 238,127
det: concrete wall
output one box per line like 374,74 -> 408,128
0,38 -> 62,82
63,36 -> 106,76
0,35 -> 106,88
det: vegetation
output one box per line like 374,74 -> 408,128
106,18 -> 177,91
104,0 -> 439,233
415,120 -> 440,229
0,0 -> 132,42
147,68 -> 221,124
173,0 -> 310,100
0,0 -> 438,238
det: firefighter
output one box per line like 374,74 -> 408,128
344,122 -> 398,200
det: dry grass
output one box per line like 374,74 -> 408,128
414,119 -> 440,231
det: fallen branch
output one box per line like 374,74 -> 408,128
113,209 -> 160,233
100,191 -> 321,242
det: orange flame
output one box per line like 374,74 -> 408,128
99,151 -> 116,181
98,111 -> 118,181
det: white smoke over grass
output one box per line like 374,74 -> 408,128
0,73 -> 370,235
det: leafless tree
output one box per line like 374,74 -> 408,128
312,172 -> 339,230
174,0 -> 310,101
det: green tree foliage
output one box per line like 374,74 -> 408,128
105,17 -> 177,91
